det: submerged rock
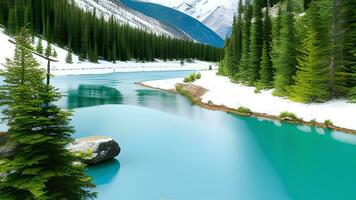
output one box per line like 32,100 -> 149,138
68,136 -> 120,164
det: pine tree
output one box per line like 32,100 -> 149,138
0,28 -> 96,200
290,8 -> 330,103
222,37 -> 231,75
258,4 -> 273,89
349,87 -> 356,103
271,5 -> 282,78
232,0 -> 244,80
0,0 -> 224,64
66,49 -> 73,64
7,3 -> 15,34
238,0 -> 253,83
248,0 -> 264,85
224,16 -> 237,77
273,0 -> 297,96
52,49 -> 57,58
45,42 -> 52,57
36,38 -> 44,54
334,0 -> 356,97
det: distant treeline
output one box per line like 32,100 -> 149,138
0,0 -> 223,62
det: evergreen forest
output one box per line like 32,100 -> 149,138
220,0 -> 355,103
0,0 -> 224,62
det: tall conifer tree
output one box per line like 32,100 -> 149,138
258,3 -> 273,88
248,0 -> 264,85
290,2 -> 330,103
0,28 -> 96,200
273,0 -> 297,96
238,0 -> 253,83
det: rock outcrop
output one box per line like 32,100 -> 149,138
67,136 -> 121,164
1,133 -> 120,165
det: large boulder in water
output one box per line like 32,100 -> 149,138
68,136 -> 120,164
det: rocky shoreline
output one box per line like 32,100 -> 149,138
138,82 -> 356,135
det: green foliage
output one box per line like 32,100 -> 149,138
36,38 -> 43,55
0,28 -> 96,200
45,42 -> 52,57
223,0 -> 244,80
52,49 -> 57,58
180,59 -> 185,66
184,73 -> 201,83
0,0 -> 223,63
324,119 -> 334,127
348,87 -> 356,103
279,112 -> 299,121
175,84 -> 194,101
333,0 -> 356,96
65,50 -> 73,64
248,0 -> 264,84
236,107 -> 252,114
290,2 -> 330,103
217,60 -> 225,75
219,0 -> 355,103
273,0 -> 297,97
238,0 -> 253,83
258,6 -> 273,89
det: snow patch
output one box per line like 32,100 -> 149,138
142,70 -> 356,131
0,28 -> 216,76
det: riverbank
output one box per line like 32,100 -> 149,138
140,70 -> 356,134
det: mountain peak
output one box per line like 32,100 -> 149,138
138,0 -> 236,38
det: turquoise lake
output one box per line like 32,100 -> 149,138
1,71 -> 356,199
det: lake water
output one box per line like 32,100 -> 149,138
2,71 -> 356,200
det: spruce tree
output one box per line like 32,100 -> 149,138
348,87 -> 356,103
66,49 -> 73,64
225,16 -> 238,77
52,49 -> 57,58
222,37 -> 231,75
0,28 -> 96,200
271,5 -> 282,77
45,42 -> 52,58
238,0 -> 253,83
7,4 -> 15,34
273,0 -> 297,96
290,4 -> 330,103
232,0 -> 244,80
36,38 -> 44,55
248,0 -> 264,85
258,4 -> 273,89
334,0 -> 356,97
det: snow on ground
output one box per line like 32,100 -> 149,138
0,28 -> 216,76
143,70 -> 356,131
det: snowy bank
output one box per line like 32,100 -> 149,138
0,28 -> 217,76
142,70 -> 356,131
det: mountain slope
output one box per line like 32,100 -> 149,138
73,0 -> 189,38
137,0 -> 236,38
121,0 -> 224,47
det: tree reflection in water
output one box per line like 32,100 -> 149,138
67,85 -> 123,109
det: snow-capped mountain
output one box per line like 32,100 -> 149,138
72,0 -> 189,39
138,0 -> 237,39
